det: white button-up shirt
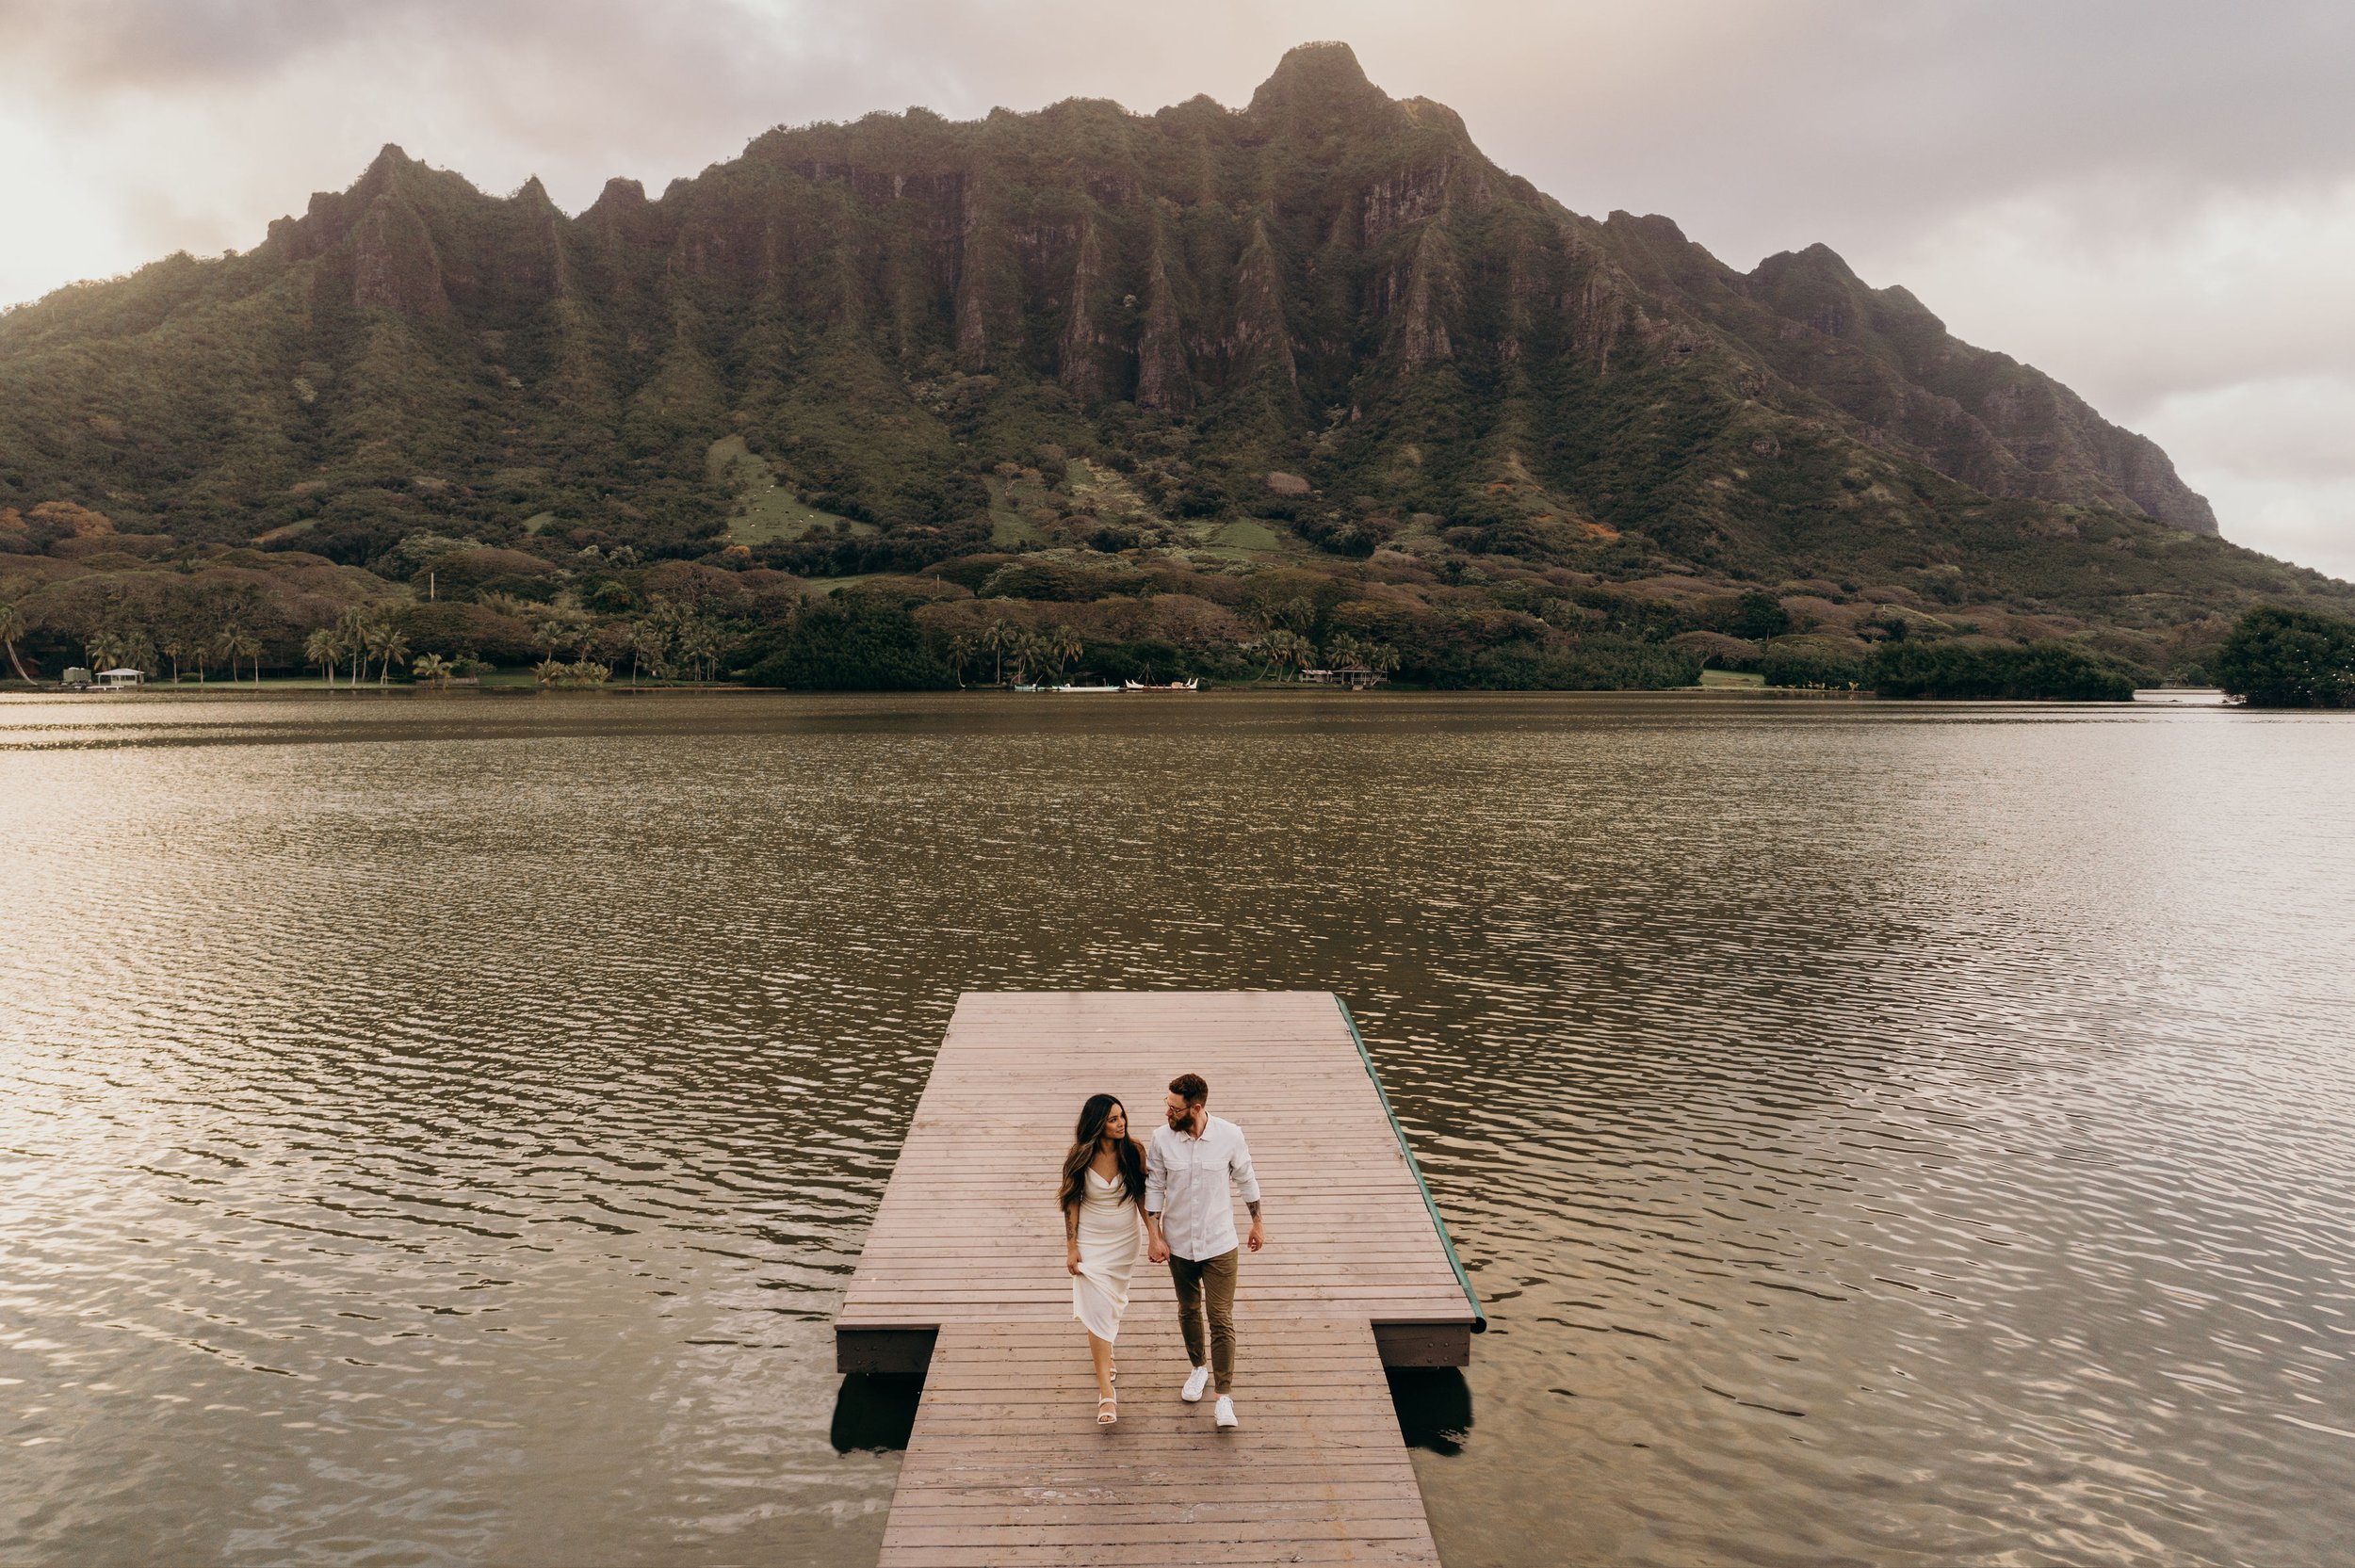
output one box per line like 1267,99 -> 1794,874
1145,1114 -> 1260,1262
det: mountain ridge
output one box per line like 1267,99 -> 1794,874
1,40 -> 2345,686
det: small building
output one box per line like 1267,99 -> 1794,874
60,667 -> 92,689
1301,666 -> 1384,690
96,667 -> 146,689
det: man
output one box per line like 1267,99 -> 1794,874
1144,1071 -> 1263,1430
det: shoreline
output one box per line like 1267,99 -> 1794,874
0,681 -> 2230,704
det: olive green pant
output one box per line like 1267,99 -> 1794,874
1168,1247 -> 1240,1394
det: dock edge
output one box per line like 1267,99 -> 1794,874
1335,994 -> 1486,1333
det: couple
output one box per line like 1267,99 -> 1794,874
1058,1072 -> 1263,1430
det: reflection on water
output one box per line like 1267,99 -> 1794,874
3,691 -> 2351,1566
828,1376 -> 922,1455
1389,1368 -> 1475,1457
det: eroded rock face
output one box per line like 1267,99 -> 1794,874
348,195 -> 449,318
0,38 -> 2232,581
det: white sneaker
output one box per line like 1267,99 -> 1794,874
1181,1365 -> 1210,1403
1213,1395 -> 1239,1430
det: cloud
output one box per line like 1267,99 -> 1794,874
0,0 -> 2347,575
2142,375 -> 2355,583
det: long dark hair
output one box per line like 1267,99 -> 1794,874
1059,1093 -> 1146,1211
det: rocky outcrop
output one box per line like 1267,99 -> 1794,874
0,39 -> 2237,580
1056,216 -> 1111,403
347,191 -> 449,318
1227,215 -> 1298,391
1601,226 -> 2220,534
1133,228 -> 1193,412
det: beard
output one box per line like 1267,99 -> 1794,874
1167,1105 -> 1194,1130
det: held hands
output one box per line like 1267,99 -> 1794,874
1145,1222 -> 1170,1265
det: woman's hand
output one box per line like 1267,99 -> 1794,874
1066,1243 -> 1082,1276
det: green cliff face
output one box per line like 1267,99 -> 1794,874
0,40 -> 2343,669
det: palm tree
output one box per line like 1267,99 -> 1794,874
365,620 -> 410,689
1259,628 -> 1310,681
224,625 -> 262,685
980,619 -> 1022,686
1321,632 -> 1369,671
1366,642 -> 1402,680
533,605 -> 593,661
304,627 -> 339,687
331,610 -> 368,687
1045,624 -> 1083,680
534,656 -> 567,687
160,637 -> 187,685
675,618 -> 723,683
1252,596 -> 1315,635
0,602 -> 33,685
947,632 -> 979,688
413,653 -> 455,689
626,621 -> 670,687
1010,631 -> 1049,686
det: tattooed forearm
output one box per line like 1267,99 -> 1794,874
1246,1201 -> 1261,1219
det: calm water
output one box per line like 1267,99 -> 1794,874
3,691 -> 2351,1567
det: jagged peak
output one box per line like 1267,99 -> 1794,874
1399,97 -> 1468,137
1248,40 -> 1389,119
591,176 -> 648,211
1607,211 -> 1690,247
1750,241 -> 1861,287
513,174 -> 553,206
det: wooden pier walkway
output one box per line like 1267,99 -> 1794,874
836,991 -> 1483,1566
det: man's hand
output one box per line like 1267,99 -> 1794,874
1246,1216 -> 1264,1253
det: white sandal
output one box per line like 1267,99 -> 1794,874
1096,1394 -> 1118,1426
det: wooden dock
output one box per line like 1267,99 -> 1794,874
836,991 -> 1483,1566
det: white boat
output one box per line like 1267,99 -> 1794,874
1050,683 -> 1120,693
1123,679 -> 1199,692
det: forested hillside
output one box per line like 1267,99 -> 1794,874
3,41 -> 2345,687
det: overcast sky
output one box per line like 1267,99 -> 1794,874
3,0 -> 2348,579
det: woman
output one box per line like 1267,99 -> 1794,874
1060,1092 -> 1147,1426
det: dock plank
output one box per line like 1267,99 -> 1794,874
839,991 -> 1477,1568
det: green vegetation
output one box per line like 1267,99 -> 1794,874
2,43 -> 2348,692
1869,641 -> 2138,702
741,597 -> 950,690
1762,644 -> 1865,689
2212,606 -> 2355,707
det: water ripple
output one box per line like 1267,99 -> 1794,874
1,692 -> 2350,1565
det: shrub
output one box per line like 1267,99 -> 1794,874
739,597 -> 950,690
1762,644 -> 1865,688
2211,606 -> 2355,707
1870,640 -> 2135,701
395,600 -> 542,666
1455,637 -> 1701,690
977,558 -> 1148,602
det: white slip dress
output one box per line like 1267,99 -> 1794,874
1073,1168 -> 1141,1342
